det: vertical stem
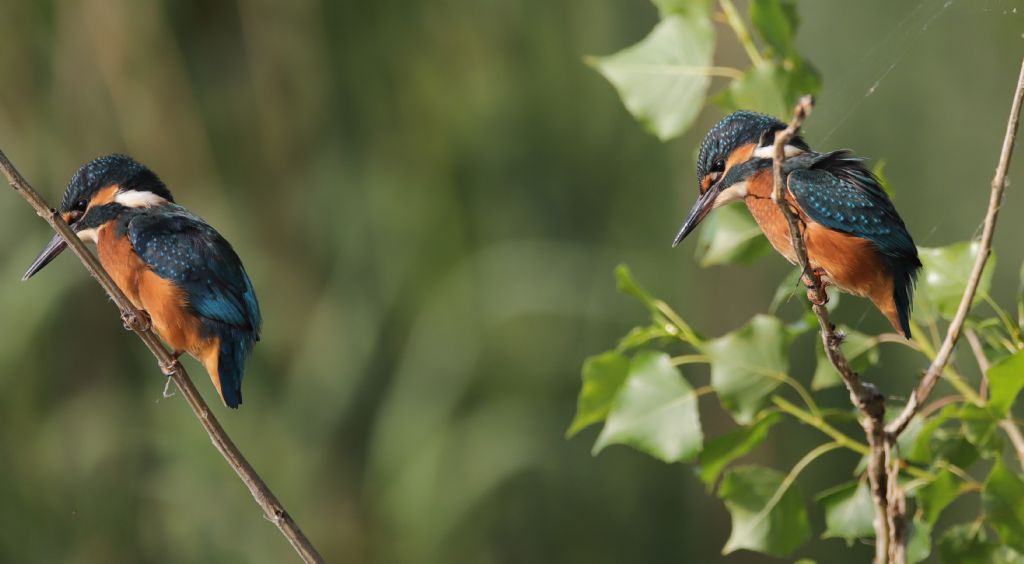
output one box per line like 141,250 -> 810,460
718,0 -> 765,67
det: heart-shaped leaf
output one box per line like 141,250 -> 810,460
594,351 -> 703,463
589,12 -> 714,140
703,315 -> 793,424
816,481 -> 875,544
719,465 -> 811,557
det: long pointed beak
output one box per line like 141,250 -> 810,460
672,186 -> 718,247
22,233 -> 68,281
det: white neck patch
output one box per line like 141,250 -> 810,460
751,143 -> 805,159
115,190 -> 168,208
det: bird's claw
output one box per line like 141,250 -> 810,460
122,309 -> 152,332
806,288 -> 829,307
159,352 -> 183,376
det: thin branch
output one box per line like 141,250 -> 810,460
964,328 -> 990,399
1,150 -> 325,564
770,96 -> 890,563
965,326 -> 1024,472
887,58 -> 1024,438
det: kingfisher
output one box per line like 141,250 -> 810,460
22,155 -> 261,408
672,111 -> 922,338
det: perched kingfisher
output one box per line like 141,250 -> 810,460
22,155 -> 261,408
672,111 -> 922,338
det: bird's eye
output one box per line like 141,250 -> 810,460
711,158 -> 726,173
75,199 -> 88,211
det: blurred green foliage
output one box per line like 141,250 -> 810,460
0,0 -> 1021,562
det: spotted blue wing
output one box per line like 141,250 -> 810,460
787,153 -> 921,338
125,206 -> 261,336
786,155 -> 915,260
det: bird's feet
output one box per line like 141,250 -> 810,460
802,268 -> 829,306
122,309 -> 152,332
806,288 -> 829,307
159,350 -> 184,376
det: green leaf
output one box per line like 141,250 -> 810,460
915,242 -> 995,321
699,412 -> 783,490
695,203 -> 772,266
988,350 -> 1024,418
983,458 -> 1024,553
937,524 -> 1024,564
959,404 -> 1003,456
908,404 -> 957,465
719,465 -> 811,557
615,263 -> 657,308
811,327 -> 879,390
616,324 -> 672,352
930,427 -> 980,469
716,63 -> 790,118
816,481 -> 874,544
653,0 -> 711,18
589,13 -> 714,140
917,469 -> 960,525
594,351 -> 703,462
908,518 -> 933,564
750,0 -> 798,57
567,352 -> 630,437
703,315 -> 793,424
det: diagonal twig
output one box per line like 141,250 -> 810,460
770,95 -> 890,563
0,149 -> 325,564
886,57 -> 1024,438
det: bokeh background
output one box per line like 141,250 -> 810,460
0,0 -> 1021,562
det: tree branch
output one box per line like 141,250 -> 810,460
1,150 -> 325,564
771,95 -> 890,563
886,57 -> 1024,438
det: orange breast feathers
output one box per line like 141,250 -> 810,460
95,225 -> 222,382
742,169 -> 903,333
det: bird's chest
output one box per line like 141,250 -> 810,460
96,225 -> 147,309
744,195 -> 802,265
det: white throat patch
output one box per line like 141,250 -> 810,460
114,190 -> 168,208
76,227 -> 99,244
713,181 -> 748,208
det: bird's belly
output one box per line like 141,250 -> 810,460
96,226 -> 209,357
744,197 -> 887,297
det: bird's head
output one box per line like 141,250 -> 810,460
22,154 -> 173,280
672,111 -> 809,247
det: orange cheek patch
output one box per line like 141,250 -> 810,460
725,143 -> 756,172
87,184 -> 120,210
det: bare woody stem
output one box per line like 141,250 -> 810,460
886,58 -> 1024,438
770,95 -> 890,563
0,150 -> 325,564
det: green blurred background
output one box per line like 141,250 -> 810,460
0,0 -> 1021,562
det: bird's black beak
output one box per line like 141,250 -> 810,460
22,233 -> 67,281
672,184 -> 720,247
22,211 -> 83,281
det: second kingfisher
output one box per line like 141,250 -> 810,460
22,155 -> 261,408
673,111 -> 922,338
